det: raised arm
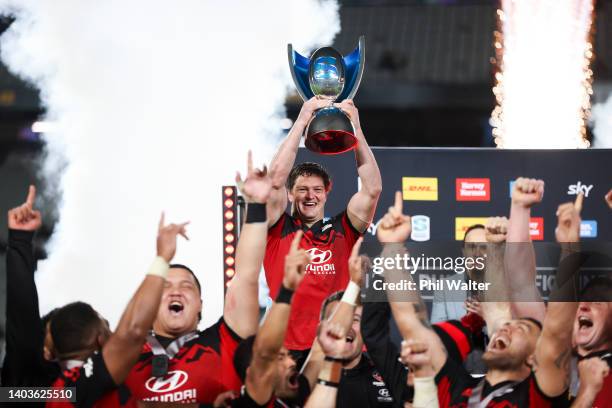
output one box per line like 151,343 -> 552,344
224,151 -> 272,338
2,186 -> 51,386
533,194 -> 583,397
399,339 -> 439,408
102,214 -> 188,385
304,321 -> 354,408
481,216 -> 512,337
505,177 -> 546,322
267,97 -> 330,226
378,192 -> 447,374
336,100 -> 382,233
245,231 -> 309,404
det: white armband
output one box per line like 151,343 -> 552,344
341,281 -> 360,306
147,256 -> 170,279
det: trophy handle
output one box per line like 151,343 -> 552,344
287,44 -> 314,101
340,35 -> 365,101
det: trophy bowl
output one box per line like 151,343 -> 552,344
288,36 -> 365,155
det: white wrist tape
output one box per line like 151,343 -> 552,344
147,256 -> 170,279
412,376 -> 438,408
341,281 -> 360,306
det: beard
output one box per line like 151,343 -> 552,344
482,350 -> 527,371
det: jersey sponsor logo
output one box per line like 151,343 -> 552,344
305,248 -> 335,275
529,217 -> 544,241
306,248 -> 332,264
455,217 -> 488,241
402,177 -> 438,201
568,181 -> 593,197
411,215 -> 430,242
83,357 -> 94,378
580,220 -> 597,238
456,178 -> 490,201
145,370 -> 189,393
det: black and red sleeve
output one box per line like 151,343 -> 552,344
433,320 -> 474,363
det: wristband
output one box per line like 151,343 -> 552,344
324,356 -> 346,363
412,376 -> 438,408
341,281 -> 360,306
245,203 -> 266,223
275,285 -> 294,304
147,256 -> 170,279
316,379 -> 339,388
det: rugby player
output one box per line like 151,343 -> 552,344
124,152 -> 270,405
4,185 -> 188,407
382,192 -> 583,407
265,97 -> 382,357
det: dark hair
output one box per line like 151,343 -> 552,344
519,317 -> 543,331
233,335 -> 256,382
41,308 -> 59,329
462,224 -> 485,247
580,277 -> 612,302
286,162 -> 331,192
169,264 -> 202,294
169,264 -> 202,322
50,302 -> 103,358
319,290 -> 345,321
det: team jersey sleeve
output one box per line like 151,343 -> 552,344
433,319 -> 475,364
339,210 -> 362,247
434,356 -> 477,407
218,318 -> 245,391
2,229 -> 58,387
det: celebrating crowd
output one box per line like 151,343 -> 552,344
3,98 -> 612,407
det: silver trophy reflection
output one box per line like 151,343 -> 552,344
288,36 -> 365,155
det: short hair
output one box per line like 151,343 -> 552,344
50,302 -> 103,358
580,277 -> 612,302
233,335 -> 256,382
286,162 -> 331,192
169,264 -> 203,321
519,317 -> 543,332
169,264 -> 202,295
41,308 -> 59,329
462,224 -> 485,247
319,290 -> 362,321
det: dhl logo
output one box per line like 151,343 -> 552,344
455,217 -> 488,240
402,177 -> 438,201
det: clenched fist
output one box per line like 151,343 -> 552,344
511,178 -> 544,208
485,216 -> 509,244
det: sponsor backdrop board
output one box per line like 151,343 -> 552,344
296,147 -> 612,243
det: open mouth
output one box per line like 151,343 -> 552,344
490,335 -> 509,351
578,316 -> 593,330
302,201 -> 316,208
168,301 -> 184,315
288,372 -> 299,389
346,331 -> 355,343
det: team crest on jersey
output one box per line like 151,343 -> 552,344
305,248 -> 336,275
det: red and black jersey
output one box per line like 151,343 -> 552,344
435,357 -> 569,408
230,374 -> 311,408
46,352 -> 133,408
264,211 -> 362,350
124,317 -> 242,404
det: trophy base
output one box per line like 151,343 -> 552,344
305,107 -> 358,155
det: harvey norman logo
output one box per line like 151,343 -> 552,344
456,178 -> 490,201
305,248 -> 335,275
402,177 -> 438,201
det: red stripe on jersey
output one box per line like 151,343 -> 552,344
436,321 -> 470,361
437,375 -> 452,408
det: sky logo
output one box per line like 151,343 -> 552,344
580,220 -> 598,238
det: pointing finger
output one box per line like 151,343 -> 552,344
574,192 -> 584,214
158,212 -> 165,230
394,191 -> 403,214
350,237 -> 363,260
26,185 -> 36,208
247,150 -> 253,175
290,230 -> 304,253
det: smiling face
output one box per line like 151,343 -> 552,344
274,347 -> 300,399
573,302 -> 612,354
153,267 -> 202,338
482,319 -> 541,370
288,175 -> 329,225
